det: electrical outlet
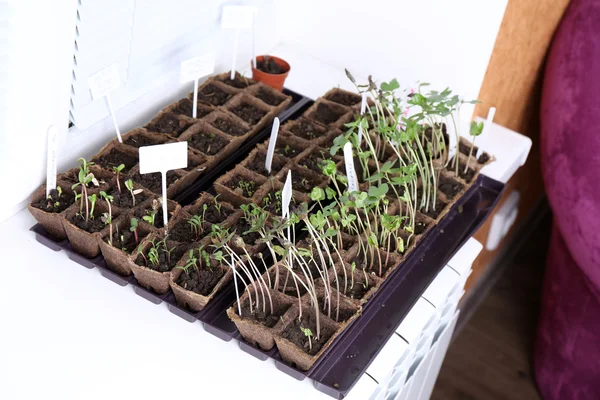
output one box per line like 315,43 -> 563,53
486,191 -> 520,251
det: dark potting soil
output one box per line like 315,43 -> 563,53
446,162 -> 476,183
288,171 -> 322,193
187,131 -> 229,156
281,312 -> 337,356
174,98 -> 212,119
199,83 -> 234,106
133,203 -> 167,229
246,152 -> 286,177
230,218 -> 261,247
123,133 -> 163,148
187,201 -> 234,225
271,268 -> 308,296
261,189 -> 297,215
317,295 -> 356,323
256,57 -> 286,74
438,175 -> 465,199
298,149 -> 333,174
458,142 -> 489,164
416,191 -> 448,220
146,113 -> 192,137
336,270 -> 373,301
94,149 -> 138,172
275,142 -> 302,158
230,102 -> 267,126
288,119 -> 327,141
168,219 -> 207,243
211,117 -> 248,137
254,87 -> 285,106
182,156 -> 206,173
68,212 -> 106,233
221,75 -> 253,89
32,188 -> 74,214
107,186 -> 149,209
326,91 -> 361,107
352,251 -> 396,278
105,230 -> 143,254
175,267 -> 225,296
239,297 -> 291,328
309,102 -> 346,125
135,243 -> 188,272
133,171 -> 179,193
225,175 -> 260,198
414,213 -> 431,236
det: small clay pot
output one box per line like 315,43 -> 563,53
251,55 -> 290,92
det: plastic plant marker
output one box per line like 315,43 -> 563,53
46,125 -> 57,197
139,142 -> 188,231
343,142 -> 359,192
89,64 -> 122,142
477,107 -> 496,158
180,53 -> 216,118
447,111 -> 458,162
357,125 -> 363,145
360,92 -> 367,115
265,117 -> 280,174
282,170 -> 293,266
221,5 -> 255,79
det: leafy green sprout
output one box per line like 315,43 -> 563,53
188,214 -> 205,240
238,179 -> 256,197
300,326 -> 314,351
466,121 -> 484,173
88,194 -> 97,219
130,217 -> 139,245
124,179 -> 136,206
71,157 -> 98,223
112,164 -> 125,193
142,210 -> 156,226
99,191 -> 114,245
213,194 -> 223,215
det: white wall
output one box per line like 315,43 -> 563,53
0,0 -> 506,222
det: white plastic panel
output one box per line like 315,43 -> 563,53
447,238 -> 483,276
366,334 -> 410,382
396,298 -> 436,344
421,266 -> 461,309
345,373 -> 379,400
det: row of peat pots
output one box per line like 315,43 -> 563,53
28,70 -> 495,392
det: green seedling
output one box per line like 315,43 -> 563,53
112,164 -> 125,193
188,214 -> 205,240
71,157 -> 98,223
88,194 -> 97,219
130,217 -> 139,245
124,179 -> 137,206
300,326 -> 314,352
99,191 -> 114,245
466,120 -> 484,173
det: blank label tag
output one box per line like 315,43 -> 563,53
89,64 -> 120,99
360,92 -> 367,115
282,170 -> 292,218
265,117 -> 280,174
221,5 -> 255,29
343,142 -> 359,193
180,53 -> 216,83
46,126 -> 57,197
139,142 -> 188,174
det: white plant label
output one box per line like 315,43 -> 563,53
139,142 -> 188,230
477,107 -> 496,158
46,126 -> 57,197
180,53 -> 216,118
343,142 -> 359,192
357,125 -> 364,145
221,5 -> 255,30
446,115 -> 458,162
360,92 -> 367,115
265,117 -> 280,174
89,64 -> 122,142
282,170 -> 292,218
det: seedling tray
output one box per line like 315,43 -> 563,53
29,89 -> 504,399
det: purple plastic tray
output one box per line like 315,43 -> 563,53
30,174 -> 503,398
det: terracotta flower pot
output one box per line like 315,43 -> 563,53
251,55 -> 290,92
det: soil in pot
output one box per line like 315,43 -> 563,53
146,113 -> 192,137
438,175 -> 465,199
106,186 -> 149,209
256,57 -> 286,74
458,141 -> 489,164
230,217 -> 261,248
246,151 -> 287,177
326,91 -> 361,107
135,242 -> 188,273
287,119 -> 327,141
351,250 -> 398,279
199,83 -> 234,106
274,142 -> 303,159
224,174 -> 260,198
280,311 -> 337,356
168,218 -> 208,243
133,201 -> 169,229
260,188 -> 299,216
174,98 -> 212,119
181,156 -> 206,173
315,292 -> 357,323
94,149 -> 138,172
175,266 -> 225,296
105,229 -> 146,254
31,188 -> 75,214
67,211 -> 106,234
268,266 -> 308,296
186,131 -> 229,156
210,117 -> 249,137
229,102 -> 267,126
309,102 -> 347,125
286,170 -> 324,193
446,161 -> 476,183
123,134 -> 164,148
333,266 -> 378,302
187,199 -> 235,225
416,192 -> 448,220
132,170 -> 179,193
220,74 -> 254,89
254,87 -> 287,106
239,296 -> 292,328
414,213 -> 432,236
298,149 -> 335,174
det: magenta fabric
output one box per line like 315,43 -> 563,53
537,0 -> 600,398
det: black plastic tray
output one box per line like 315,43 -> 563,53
29,88 -> 505,399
